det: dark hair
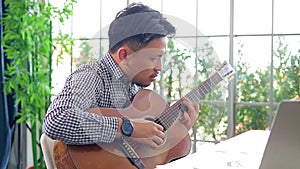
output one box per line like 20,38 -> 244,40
108,2 -> 176,53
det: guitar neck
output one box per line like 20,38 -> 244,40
154,72 -> 224,131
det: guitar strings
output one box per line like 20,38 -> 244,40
155,73 -> 221,129
154,72 -> 223,130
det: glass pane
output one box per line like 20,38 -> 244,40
197,103 -> 229,142
101,0 -> 127,29
51,46 -> 72,97
172,37 -> 221,79
207,37 -> 230,63
234,36 -> 271,72
163,0 -> 197,36
50,0 -> 73,37
72,0 -> 101,38
198,0 -> 230,35
100,39 -> 110,57
196,37 -> 224,72
157,38 -> 196,99
274,0 -> 300,34
129,0 -> 162,11
234,36 -> 272,102
71,39 -> 110,66
72,39 -> 100,69
166,15 -> 197,37
234,0 -> 272,34
236,105 -> 270,135
273,36 -> 300,101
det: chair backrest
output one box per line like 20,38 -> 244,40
40,133 -> 57,169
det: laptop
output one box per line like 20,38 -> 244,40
156,101 -> 299,169
259,101 -> 300,169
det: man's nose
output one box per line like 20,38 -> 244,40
154,60 -> 162,71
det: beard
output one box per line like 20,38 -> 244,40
133,81 -> 151,88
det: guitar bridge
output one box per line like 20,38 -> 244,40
116,136 -> 145,169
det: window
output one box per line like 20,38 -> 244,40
50,0 -> 300,151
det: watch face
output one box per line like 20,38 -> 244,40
122,123 -> 133,136
122,117 -> 133,137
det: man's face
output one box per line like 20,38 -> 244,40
122,37 -> 167,87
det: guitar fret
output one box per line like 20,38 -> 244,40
155,102 -> 182,130
187,73 -> 222,103
166,103 -> 182,129
154,72 -> 224,131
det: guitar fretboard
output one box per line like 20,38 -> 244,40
154,72 -> 223,131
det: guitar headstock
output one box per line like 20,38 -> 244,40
216,61 -> 236,81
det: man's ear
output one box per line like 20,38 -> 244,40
117,47 -> 128,61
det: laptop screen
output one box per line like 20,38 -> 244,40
259,101 -> 300,169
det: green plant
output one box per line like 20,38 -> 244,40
74,39 -> 97,68
235,37 -> 300,134
159,39 -> 228,143
274,36 -> 300,101
155,36 -> 299,143
235,40 -> 271,134
162,39 -> 191,103
195,41 -> 229,143
2,0 -> 75,168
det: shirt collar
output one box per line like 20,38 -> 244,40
103,53 -> 131,84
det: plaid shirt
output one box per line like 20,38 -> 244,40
42,53 -> 143,145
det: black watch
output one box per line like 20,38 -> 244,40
121,116 -> 134,137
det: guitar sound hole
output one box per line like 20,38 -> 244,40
144,117 -> 154,122
145,117 -> 166,131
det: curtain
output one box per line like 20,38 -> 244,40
0,0 -> 18,168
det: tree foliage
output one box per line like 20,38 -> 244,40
74,36 -> 299,144
235,37 -> 299,134
2,0 -> 76,168
157,37 -> 299,142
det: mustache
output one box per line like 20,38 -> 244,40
150,72 -> 159,78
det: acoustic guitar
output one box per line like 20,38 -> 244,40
53,61 -> 235,169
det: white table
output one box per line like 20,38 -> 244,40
156,130 -> 270,169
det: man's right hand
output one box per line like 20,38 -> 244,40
118,118 -> 165,148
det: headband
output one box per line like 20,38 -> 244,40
109,12 -> 169,49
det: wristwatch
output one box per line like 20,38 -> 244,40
121,116 -> 134,137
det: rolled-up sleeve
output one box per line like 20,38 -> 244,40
42,67 -> 119,145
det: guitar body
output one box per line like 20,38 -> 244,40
53,61 -> 235,169
54,89 -> 192,169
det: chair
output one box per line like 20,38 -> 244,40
40,133 -> 57,169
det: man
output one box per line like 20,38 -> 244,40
43,2 -> 199,168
